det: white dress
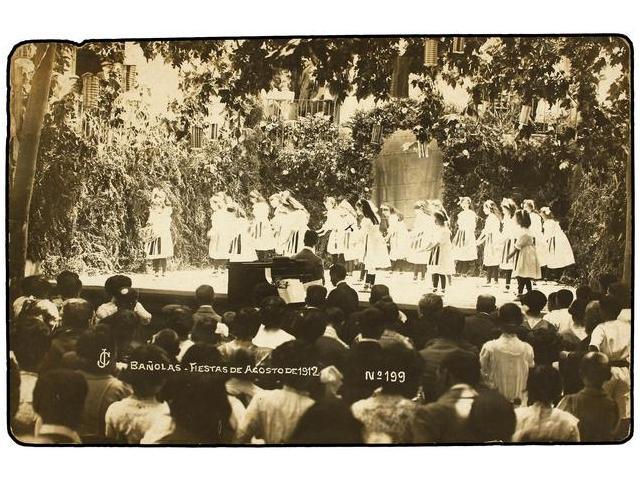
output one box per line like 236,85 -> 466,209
360,218 -> 391,270
271,208 -> 289,255
543,219 -> 575,269
427,226 -> 455,275
343,213 -> 361,262
229,217 -> 258,262
322,207 -> 346,255
529,212 -> 548,267
478,214 -> 502,267
452,209 -> 478,261
407,212 -> 432,265
146,205 -> 174,259
387,221 -> 410,261
208,209 -> 234,260
499,216 -> 518,270
250,202 -> 276,251
282,209 -> 309,256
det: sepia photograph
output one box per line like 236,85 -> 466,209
6,34 -> 632,446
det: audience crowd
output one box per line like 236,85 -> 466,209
9,267 -> 631,444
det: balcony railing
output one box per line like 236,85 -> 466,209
265,98 -> 340,124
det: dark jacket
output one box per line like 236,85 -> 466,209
291,247 -> 324,284
340,340 -> 384,405
463,311 -> 500,350
326,281 -> 360,317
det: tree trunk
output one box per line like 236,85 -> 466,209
8,43 -> 57,292
622,150 -> 632,285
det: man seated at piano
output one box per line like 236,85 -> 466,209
291,230 -> 325,288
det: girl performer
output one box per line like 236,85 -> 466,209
499,198 -> 519,293
407,201 -> 432,282
386,211 -> 409,274
476,200 -> 503,286
540,206 -> 575,281
145,188 -> 174,277
317,196 -> 346,265
269,192 -> 287,255
228,203 -> 258,262
249,190 -> 276,261
508,209 -> 541,296
452,196 -> 478,275
356,199 -> 391,289
207,193 -> 234,275
339,199 -> 360,274
280,191 -> 310,256
425,211 -> 455,294
523,199 -> 547,275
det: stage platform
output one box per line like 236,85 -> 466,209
79,268 -> 574,314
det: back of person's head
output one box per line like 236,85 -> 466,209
104,274 -> 132,298
113,287 -> 138,311
476,294 -> 497,314
161,305 -> 193,340
440,349 -> 481,388
515,209 -> 532,228
294,309 -> 328,344
62,298 -> 93,330
608,282 -> 630,309
33,369 -> 88,429
101,310 -> 139,349
305,285 -> 327,308
374,298 -> 401,329
329,263 -> 347,284
229,307 -> 261,341
303,229 -> 319,248
120,344 -> 171,397
575,285 -> 594,303
498,303 -> 524,333
584,300 -> 604,335
547,292 -> 558,311
597,273 -> 617,294
251,282 -> 279,307
290,399 -> 364,444
164,372 -> 232,443
380,344 -> 423,398
599,294 -> 622,321
271,340 -> 319,391
21,275 -> 46,297
556,289 -> 574,309
56,270 -> 82,299
468,390 -> 516,443
418,293 -> 443,320
568,299 -> 588,326
357,307 -> 385,340
521,290 -> 547,315
10,316 -> 51,372
190,317 -> 218,344
435,306 -> 465,339
259,296 -> 286,330
195,284 -> 215,306
526,364 -> 563,406
580,352 -> 612,388
369,284 -> 390,305
153,329 -> 181,359
181,342 -> 222,368
75,325 -> 117,374
325,306 -> 346,330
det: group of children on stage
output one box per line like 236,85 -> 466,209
145,187 -> 575,297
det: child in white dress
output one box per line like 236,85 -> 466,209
228,204 -> 258,262
207,194 -> 234,275
499,198 -> 518,293
508,210 -> 542,296
476,200 -> 502,286
356,199 -> 391,289
424,211 -> 455,294
540,206 -> 575,281
452,197 -> 478,276
249,191 -> 276,261
339,200 -> 360,274
386,211 -> 409,274
145,188 -> 174,277
317,196 -> 346,265
407,201 -> 432,282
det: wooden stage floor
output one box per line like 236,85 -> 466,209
80,269 -> 574,313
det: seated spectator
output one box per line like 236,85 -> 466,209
419,306 -> 478,402
105,345 -> 171,443
152,328 -> 181,364
520,290 -> 554,333
547,291 -> 558,312
74,325 -> 132,440
608,281 -> 631,322
351,344 -> 422,443
558,298 -> 589,349
519,290 -> 559,365
13,275 -> 60,329
588,294 -> 629,435
326,263 -> 359,317
463,294 -> 500,349
575,284 -> 594,304
236,340 -> 317,443
340,307 -> 385,404
558,352 -> 619,442
190,316 -> 221,345
95,275 -> 151,325
100,310 -> 142,363
513,365 -> 579,442
252,296 -> 295,349
413,349 -> 481,443
149,373 -> 233,444
406,293 -> 441,350
467,390 -> 516,443
42,299 -> 93,371
291,230 -> 324,287
290,398 -> 364,444
543,288 -> 573,329
314,307 -> 349,371
193,284 -> 228,337
224,348 -> 264,409
52,270 -> 83,313
374,299 -> 413,349
10,316 -> 51,434
369,284 -> 390,305
159,305 -> 194,361
480,303 -> 534,405
30,369 -> 88,444
251,281 -> 279,307
218,307 -> 264,361
304,284 -> 327,310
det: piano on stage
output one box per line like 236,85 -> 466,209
227,257 -> 320,305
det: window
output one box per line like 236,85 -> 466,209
191,126 -> 204,149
